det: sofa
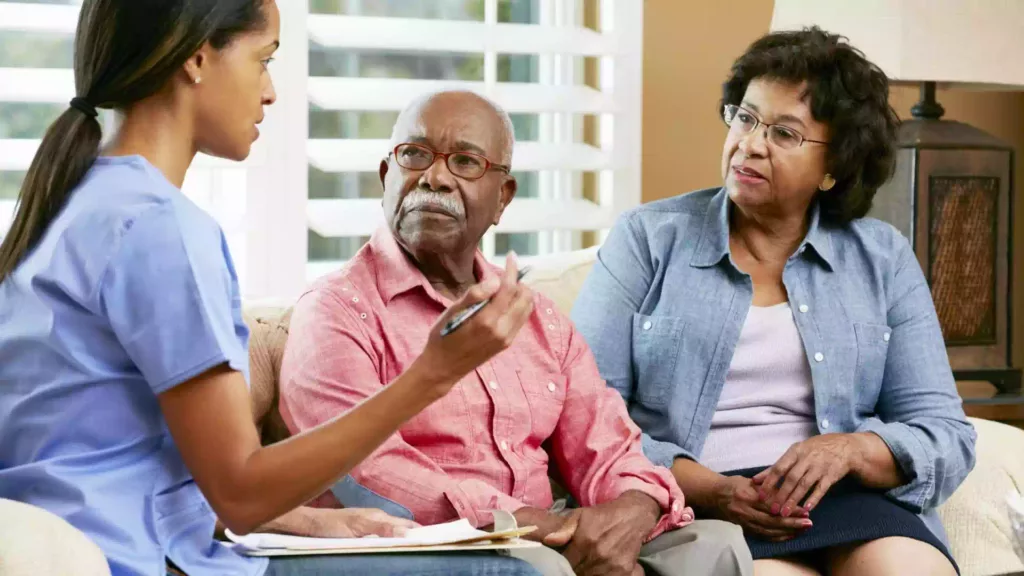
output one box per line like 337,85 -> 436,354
3,247 -> 1024,576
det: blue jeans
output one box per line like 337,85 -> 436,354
262,552 -> 541,576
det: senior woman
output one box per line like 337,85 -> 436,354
571,27 -> 975,576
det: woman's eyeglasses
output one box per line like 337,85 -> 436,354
722,104 -> 829,150
391,143 -> 511,181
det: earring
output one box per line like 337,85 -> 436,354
194,76 -> 202,85
820,174 -> 836,192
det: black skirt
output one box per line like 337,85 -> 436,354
725,467 -> 959,574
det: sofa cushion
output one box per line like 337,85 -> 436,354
522,246 -> 598,315
0,499 -> 110,576
937,417 -> 1024,576
243,305 -> 292,444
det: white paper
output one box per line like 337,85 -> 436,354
226,513 -> 524,553
226,519 -> 488,551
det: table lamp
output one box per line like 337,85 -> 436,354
770,0 -> 1023,401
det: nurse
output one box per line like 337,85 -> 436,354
0,1 -> 538,576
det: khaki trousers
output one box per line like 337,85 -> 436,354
506,519 -> 753,576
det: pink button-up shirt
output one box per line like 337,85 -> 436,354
279,228 -> 692,539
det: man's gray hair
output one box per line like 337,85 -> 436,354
389,90 -> 516,167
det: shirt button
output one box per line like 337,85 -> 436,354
883,332 -> 891,342
642,321 -> 653,331
821,419 -> 830,429
798,304 -> 809,313
489,381 -> 498,390
547,382 -> 556,392
360,313 -> 367,319
500,440 -> 508,451
546,308 -> 553,315
352,297 -> 359,303
814,352 -> 824,362
547,324 -> 555,330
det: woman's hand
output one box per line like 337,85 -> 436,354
753,434 -> 858,516
305,508 -> 420,538
416,254 -> 534,395
708,476 -> 812,542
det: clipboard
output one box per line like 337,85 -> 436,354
226,510 -> 542,557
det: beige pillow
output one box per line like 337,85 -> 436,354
938,418 -> 1024,575
0,499 -> 110,576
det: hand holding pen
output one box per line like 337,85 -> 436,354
414,252 -> 535,396
441,265 -> 531,336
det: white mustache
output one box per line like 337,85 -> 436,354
401,190 -> 465,218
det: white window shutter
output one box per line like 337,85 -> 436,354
299,0 -> 642,281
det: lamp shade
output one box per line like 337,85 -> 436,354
769,0 -> 1024,90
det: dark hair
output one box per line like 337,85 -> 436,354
0,0 -> 267,280
721,26 -> 900,225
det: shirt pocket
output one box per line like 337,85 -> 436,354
631,314 -> 685,407
151,483 -> 217,565
516,369 -> 567,455
853,322 -> 891,410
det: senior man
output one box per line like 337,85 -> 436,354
278,90 -> 751,576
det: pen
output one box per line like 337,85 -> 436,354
440,266 -> 531,337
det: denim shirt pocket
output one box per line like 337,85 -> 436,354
631,314 -> 686,406
853,322 -> 891,410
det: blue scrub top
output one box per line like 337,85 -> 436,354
0,156 -> 268,576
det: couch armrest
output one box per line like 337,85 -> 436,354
0,499 -> 110,576
938,417 -> 1024,576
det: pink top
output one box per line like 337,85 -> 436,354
278,228 -> 691,539
700,302 -> 818,473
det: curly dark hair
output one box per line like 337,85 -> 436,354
721,26 -> 900,225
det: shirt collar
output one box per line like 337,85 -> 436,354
370,226 -> 498,306
689,187 -> 835,272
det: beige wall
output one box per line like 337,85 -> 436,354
641,0 -> 1024,368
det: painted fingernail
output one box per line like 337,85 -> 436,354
781,506 -> 791,517
770,503 -> 781,515
801,519 -> 813,528
758,491 -> 768,501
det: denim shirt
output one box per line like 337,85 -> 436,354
571,187 -> 976,515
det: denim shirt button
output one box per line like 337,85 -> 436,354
642,321 -> 653,331
798,304 -> 809,313
884,332 -> 891,342
814,352 -> 824,362
821,419 -> 830,429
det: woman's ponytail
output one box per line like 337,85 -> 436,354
0,103 -> 102,280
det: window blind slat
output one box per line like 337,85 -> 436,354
307,15 -> 616,56
0,68 -> 73,103
0,3 -> 78,35
308,77 -> 616,114
307,197 -> 612,237
307,140 -> 612,173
